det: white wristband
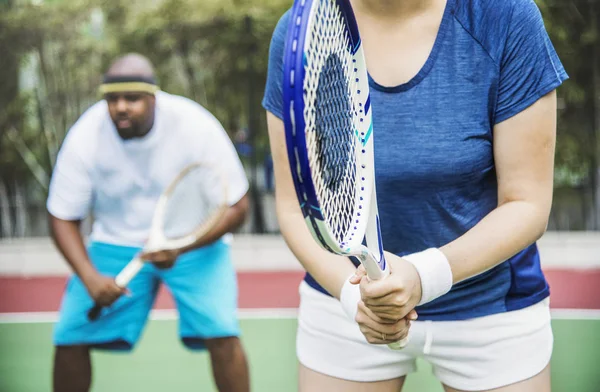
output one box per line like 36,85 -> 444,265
403,248 -> 453,306
340,273 -> 361,322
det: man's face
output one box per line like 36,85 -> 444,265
105,92 -> 155,139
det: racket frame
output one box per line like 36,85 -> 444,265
145,162 -> 229,252
283,0 -> 386,278
283,0 -> 409,350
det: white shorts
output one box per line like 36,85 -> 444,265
296,281 -> 553,391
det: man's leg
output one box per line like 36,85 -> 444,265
204,337 -> 250,392
53,345 -> 91,392
160,242 -> 248,392
52,243 -> 158,392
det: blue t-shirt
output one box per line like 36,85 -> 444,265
262,0 -> 568,321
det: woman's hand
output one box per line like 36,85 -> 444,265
355,298 -> 417,345
350,251 -> 422,322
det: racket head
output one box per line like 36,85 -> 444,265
283,0 -> 382,268
146,162 -> 228,251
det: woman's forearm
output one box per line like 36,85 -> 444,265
277,202 -> 357,299
441,199 -> 549,284
441,91 -> 556,285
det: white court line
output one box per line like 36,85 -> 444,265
0,308 -> 598,324
0,308 -> 299,324
549,309 -> 600,320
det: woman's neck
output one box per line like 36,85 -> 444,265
352,0 -> 439,21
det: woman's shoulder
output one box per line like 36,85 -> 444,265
453,0 -> 546,64
269,9 -> 292,51
455,0 -> 540,21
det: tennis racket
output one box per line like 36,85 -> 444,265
282,0 -> 408,349
87,161 -> 228,321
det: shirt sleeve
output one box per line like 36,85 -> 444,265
494,0 -> 568,124
46,130 -> 93,220
261,10 -> 291,120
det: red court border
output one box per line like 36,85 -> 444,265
1,269 -> 599,313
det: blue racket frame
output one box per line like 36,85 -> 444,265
282,0 -> 387,275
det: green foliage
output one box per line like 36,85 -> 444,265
0,0 -> 291,196
537,0 -> 600,187
0,0 -> 598,232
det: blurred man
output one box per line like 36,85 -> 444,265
47,53 -> 250,392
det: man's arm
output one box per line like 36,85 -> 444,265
141,193 -> 249,266
143,112 -> 251,264
179,192 -> 250,252
48,214 -> 125,306
48,215 -> 96,282
47,125 -> 125,305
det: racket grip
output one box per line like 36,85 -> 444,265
387,335 -> 410,350
87,304 -> 103,321
362,251 -> 409,350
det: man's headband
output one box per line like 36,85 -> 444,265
98,75 -> 160,95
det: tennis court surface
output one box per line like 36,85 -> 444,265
1,268 -> 599,392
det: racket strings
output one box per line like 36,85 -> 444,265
161,165 -> 226,240
304,0 -> 361,246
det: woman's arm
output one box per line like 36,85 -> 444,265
356,90 -> 557,321
267,112 -> 357,299
441,90 -> 556,283
269,112 -> 415,345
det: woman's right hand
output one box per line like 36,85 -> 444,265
341,275 -> 417,345
350,252 -> 423,322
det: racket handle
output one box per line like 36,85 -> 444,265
115,256 -> 144,287
87,256 -> 145,322
87,304 -> 103,321
362,251 -> 410,350
387,335 -> 410,350
360,250 -> 389,280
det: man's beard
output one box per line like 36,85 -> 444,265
115,122 -> 142,140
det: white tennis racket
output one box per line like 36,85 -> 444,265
282,0 -> 408,349
87,161 -> 228,321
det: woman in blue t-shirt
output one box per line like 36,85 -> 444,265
262,0 -> 567,391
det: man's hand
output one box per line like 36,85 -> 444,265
350,251 -> 423,321
141,249 -> 181,269
83,272 -> 127,307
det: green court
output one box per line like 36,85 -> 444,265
0,316 -> 598,391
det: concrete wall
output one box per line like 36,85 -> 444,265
0,232 -> 599,277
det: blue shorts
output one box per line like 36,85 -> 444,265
53,241 -> 240,351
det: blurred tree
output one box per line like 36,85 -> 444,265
538,0 -> 600,229
0,0 -> 291,236
0,0 -> 20,236
0,0 -> 125,236
113,0 -> 290,233
1,0 -> 598,234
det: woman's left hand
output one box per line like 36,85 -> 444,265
350,251 -> 423,321
355,300 -> 416,345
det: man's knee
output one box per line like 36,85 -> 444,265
204,336 -> 243,355
55,345 -> 90,358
